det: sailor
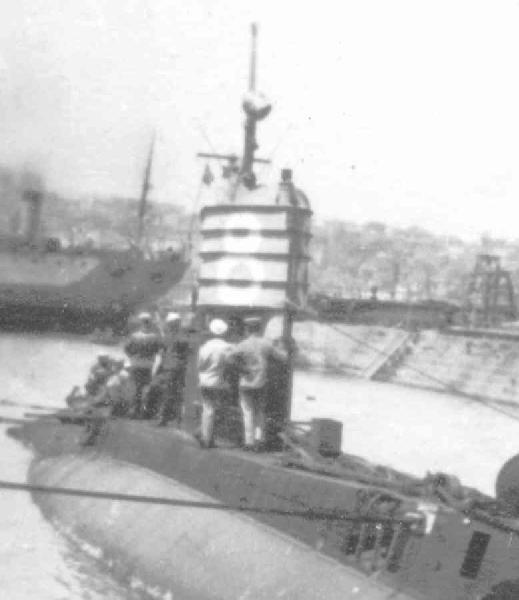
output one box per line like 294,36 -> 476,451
124,311 -> 164,418
82,362 -> 135,446
155,312 -> 190,426
84,354 -> 117,397
231,316 -> 287,451
197,318 -> 232,448
227,315 -> 245,343
225,315 -> 245,407
104,362 -> 136,417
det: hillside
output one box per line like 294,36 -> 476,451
2,164 -> 519,309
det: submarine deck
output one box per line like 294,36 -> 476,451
8,417 -> 435,595
11,416 -> 519,600
10,416 -> 417,504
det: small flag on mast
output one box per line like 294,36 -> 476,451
202,163 -> 214,186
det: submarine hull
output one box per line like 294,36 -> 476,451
29,453 -> 407,600
9,418 -> 438,600
13,412 -> 519,599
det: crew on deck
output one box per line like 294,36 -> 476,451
85,355 -> 121,397
66,354 -> 123,408
124,311 -> 163,418
197,318 -> 233,448
75,311 -> 289,453
82,361 -> 135,445
155,312 -> 191,426
230,316 -> 287,451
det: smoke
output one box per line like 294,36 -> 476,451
0,12 -> 67,184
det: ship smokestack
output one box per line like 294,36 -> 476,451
21,189 -> 43,245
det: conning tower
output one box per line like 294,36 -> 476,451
195,24 -> 312,428
196,23 -> 312,314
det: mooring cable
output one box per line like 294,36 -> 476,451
0,479 -> 418,524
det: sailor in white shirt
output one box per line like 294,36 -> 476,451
197,318 -> 232,448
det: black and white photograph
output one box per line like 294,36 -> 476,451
1,1 -> 519,598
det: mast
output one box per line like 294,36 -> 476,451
137,132 -> 156,246
248,22 -> 257,92
196,24 -> 271,191
240,23 -> 271,189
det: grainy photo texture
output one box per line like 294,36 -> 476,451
1,2 -> 519,599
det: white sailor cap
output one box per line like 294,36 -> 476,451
165,312 -> 181,324
209,318 -> 228,336
244,316 -> 262,327
137,311 -> 152,322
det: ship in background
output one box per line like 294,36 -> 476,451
0,140 -> 189,332
310,253 -> 518,333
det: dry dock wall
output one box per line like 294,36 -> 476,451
276,318 -> 519,406
29,455 -> 412,600
391,330 -> 519,405
266,317 -> 409,377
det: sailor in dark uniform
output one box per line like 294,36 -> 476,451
84,354 -> 118,397
156,312 -> 190,426
82,362 -> 135,445
124,311 -> 163,418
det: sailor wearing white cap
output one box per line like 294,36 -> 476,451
124,311 -> 164,418
209,318 -> 228,336
197,318 -> 232,448
165,311 -> 181,324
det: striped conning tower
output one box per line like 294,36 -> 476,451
196,23 -> 312,317
195,23 -> 312,426
197,172 -> 312,312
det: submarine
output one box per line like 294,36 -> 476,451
9,24 -> 519,600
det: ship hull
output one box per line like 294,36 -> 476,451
0,247 -> 190,331
0,302 -> 129,333
310,296 -> 458,330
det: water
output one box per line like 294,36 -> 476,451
0,333 -> 143,600
2,332 -> 519,597
293,370 -> 519,495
